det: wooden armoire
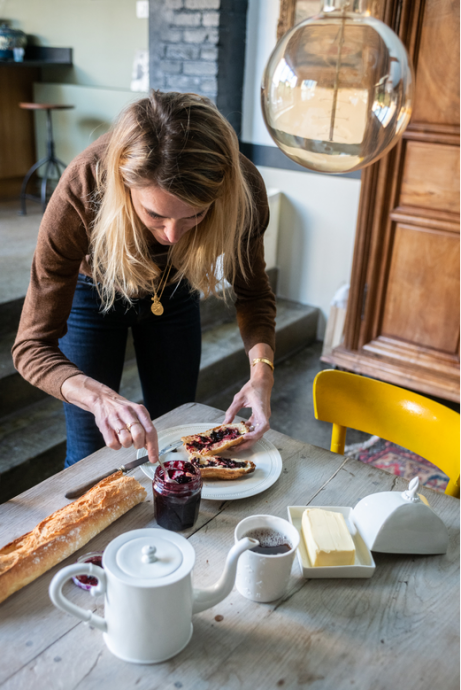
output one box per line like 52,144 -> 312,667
324,0 -> 460,403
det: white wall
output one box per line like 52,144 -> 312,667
33,83 -> 147,166
242,0 -> 280,147
2,0 -> 148,173
260,167 -> 360,337
1,0 -> 148,89
242,0 -> 361,337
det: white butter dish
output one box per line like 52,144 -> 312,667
351,477 -> 449,555
287,506 -> 376,579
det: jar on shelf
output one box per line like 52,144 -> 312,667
0,22 -> 27,60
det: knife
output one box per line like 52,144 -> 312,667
64,440 -> 183,500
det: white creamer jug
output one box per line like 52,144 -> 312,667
49,528 -> 256,664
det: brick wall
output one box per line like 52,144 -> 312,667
149,0 -> 248,134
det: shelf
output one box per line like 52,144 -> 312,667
0,46 -> 72,67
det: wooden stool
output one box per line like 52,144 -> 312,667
18,103 -> 74,215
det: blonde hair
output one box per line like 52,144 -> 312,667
90,91 -> 255,310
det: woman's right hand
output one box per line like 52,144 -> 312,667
61,374 -> 159,463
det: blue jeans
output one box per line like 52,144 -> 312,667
59,274 -> 201,467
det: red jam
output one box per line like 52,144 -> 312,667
153,461 -> 202,532
72,552 -> 103,590
192,456 -> 247,469
185,428 -> 241,453
76,556 -> 102,586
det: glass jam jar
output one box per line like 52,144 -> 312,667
153,460 -> 202,532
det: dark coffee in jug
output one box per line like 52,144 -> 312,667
243,527 -> 292,555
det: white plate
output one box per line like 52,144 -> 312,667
137,423 -> 283,501
287,506 -> 376,579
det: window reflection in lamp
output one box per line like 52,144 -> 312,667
262,0 -> 414,174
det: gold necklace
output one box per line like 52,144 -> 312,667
151,264 -> 173,316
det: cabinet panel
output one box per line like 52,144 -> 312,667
0,66 -> 38,180
324,0 -> 460,401
382,224 -> 459,353
399,142 -> 460,214
412,0 -> 460,126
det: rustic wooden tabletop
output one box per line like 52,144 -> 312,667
0,403 -> 459,690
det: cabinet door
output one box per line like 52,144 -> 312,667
325,0 -> 460,402
0,65 -> 39,196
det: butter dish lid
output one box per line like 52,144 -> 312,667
351,477 -> 449,555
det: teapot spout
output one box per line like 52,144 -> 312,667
192,537 -> 257,614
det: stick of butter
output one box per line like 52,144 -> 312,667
301,509 -> 356,567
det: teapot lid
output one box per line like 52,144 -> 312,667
103,528 -> 195,587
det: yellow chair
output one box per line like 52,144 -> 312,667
313,369 -> 460,498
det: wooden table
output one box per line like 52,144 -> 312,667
0,403 -> 459,690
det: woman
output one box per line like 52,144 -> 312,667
12,91 -> 276,467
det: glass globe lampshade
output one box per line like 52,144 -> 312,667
261,0 -> 414,174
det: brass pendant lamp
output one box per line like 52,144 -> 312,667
262,0 -> 414,173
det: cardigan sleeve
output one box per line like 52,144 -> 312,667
232,156 -> 276,354
12,157 -> 96,401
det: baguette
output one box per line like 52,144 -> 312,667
189,453 -> 256,480
0,471 -> 146,605
182,422 -> 251,457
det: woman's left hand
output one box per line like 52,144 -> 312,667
223,356 -> 274,450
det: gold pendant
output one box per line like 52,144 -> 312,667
151,298 -> 164,316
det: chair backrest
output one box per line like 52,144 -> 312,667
313,369 -> 460,498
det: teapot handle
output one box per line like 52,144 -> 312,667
49,563 -> 107,632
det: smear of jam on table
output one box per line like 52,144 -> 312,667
76,555 -> 103,587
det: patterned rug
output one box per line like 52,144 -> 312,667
345,436 -> 449,493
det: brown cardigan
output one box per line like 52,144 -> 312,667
12,134 -> 276,401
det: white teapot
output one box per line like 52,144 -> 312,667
49,528 -> 256,664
